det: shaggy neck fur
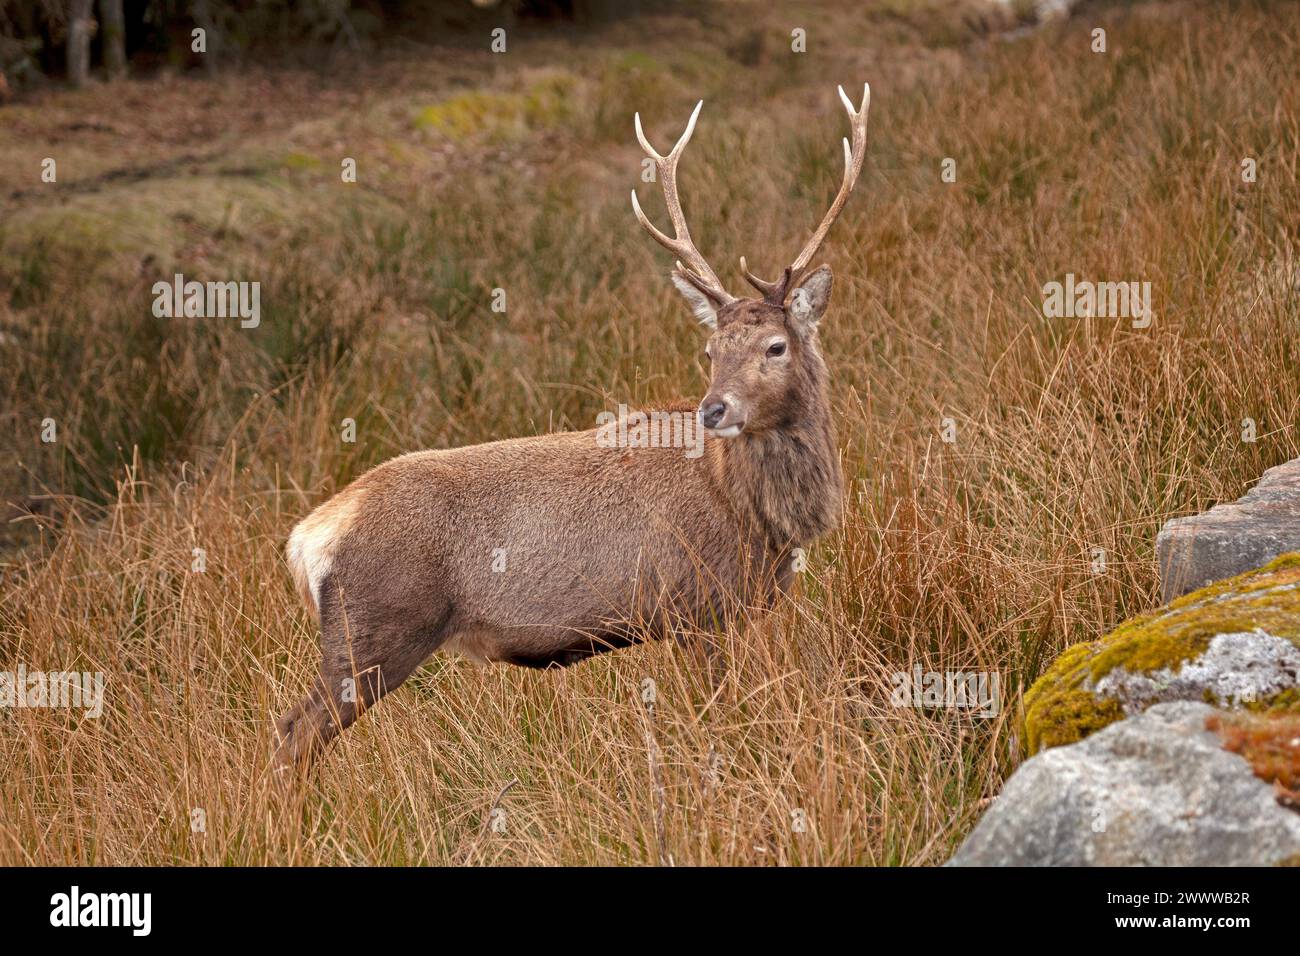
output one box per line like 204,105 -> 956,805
710,337 -> 842,551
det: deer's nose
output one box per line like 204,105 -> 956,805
698,400 -> 727,430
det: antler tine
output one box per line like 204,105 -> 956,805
745,83 -> 871,303
673,260 -> 718,298
790,83 -> 869,276
739,255 -> 784,298
633,98 -> 701,162
630,101 -> 735,305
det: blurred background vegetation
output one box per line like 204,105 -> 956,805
1,0 -> 696,92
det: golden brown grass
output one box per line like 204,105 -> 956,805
1,0 -> 1298,864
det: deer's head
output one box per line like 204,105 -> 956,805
632,85 -> 869,439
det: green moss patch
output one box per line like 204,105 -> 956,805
414,72 -> 578,142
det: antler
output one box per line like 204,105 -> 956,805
743,83 -> 870,303
631,101 -> 736,307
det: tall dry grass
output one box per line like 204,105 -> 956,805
1,0 -> 1298,864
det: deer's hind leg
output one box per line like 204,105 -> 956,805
273,578 -> 452,776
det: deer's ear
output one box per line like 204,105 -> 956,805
787,265 -> 834,331
671,272 -> 719,330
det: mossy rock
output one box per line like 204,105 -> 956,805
1024,553 -> 1300,755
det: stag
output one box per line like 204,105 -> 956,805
274,84 -> 871,771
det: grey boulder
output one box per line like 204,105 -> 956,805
1157,458 -> 1300,602
949,702 -> 1300,866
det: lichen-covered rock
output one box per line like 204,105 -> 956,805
949,702 -> 1300,867
1024,554 -> 1300,755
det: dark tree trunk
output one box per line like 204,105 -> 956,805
192,0 -> 218,74
100,0 -> 126,79
67,0 -> 96,87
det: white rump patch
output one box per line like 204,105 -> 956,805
286,493 -> 360,616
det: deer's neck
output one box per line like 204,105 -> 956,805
712,361 -> 841,552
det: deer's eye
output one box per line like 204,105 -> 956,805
767,341 -> 787,357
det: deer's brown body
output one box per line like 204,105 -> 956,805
274,84 -> 870,772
